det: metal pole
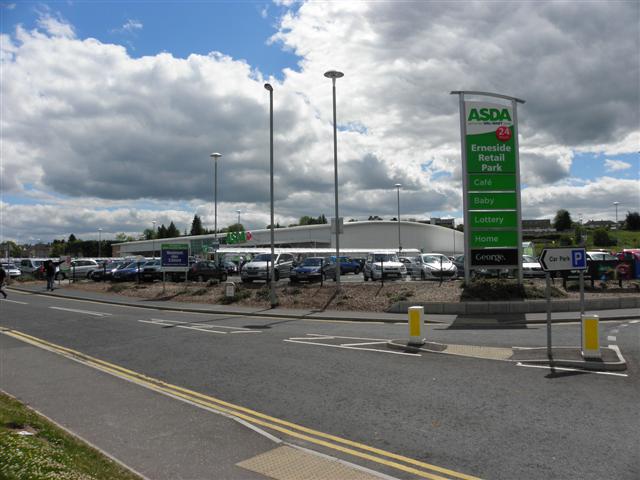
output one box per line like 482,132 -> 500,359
395,184 -> 402,254
456,92 -> 471,285
546,272 -> 552,358
98,229 -> 102,257
513,98 -> 524,285
325,71 -> 344,291
579,270 -> 585,315
214,158 -> 218,236
265,83 -> 277,307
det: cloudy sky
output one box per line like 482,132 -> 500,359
1,1 -> 638,244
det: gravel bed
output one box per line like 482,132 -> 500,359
15,277 -> 639,313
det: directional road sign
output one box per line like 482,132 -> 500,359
539,247 -> 587,272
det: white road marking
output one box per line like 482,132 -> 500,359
515,362 -> 628,377
608,344 -> 627,364
620,324 -> 628,328
630,320 -> 639,324
607,336 -> 617,342
139,319 -> 228,334
151,319 -> 249,330
139,319 -> 262,335
50,306 -> 112,317
1,299 -> 28,305
340,341 -> 389,347
610,329 -> 619,334
284,339 -> 420,357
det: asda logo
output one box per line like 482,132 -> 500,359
468,108 -> 512,122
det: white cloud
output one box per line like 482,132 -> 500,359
604,159 -> 632,172
1,2 -> 639,242
35,12 -> 75,39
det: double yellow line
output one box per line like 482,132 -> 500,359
3,329 -> 481,480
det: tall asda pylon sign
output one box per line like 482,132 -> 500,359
451,91 -> 525,283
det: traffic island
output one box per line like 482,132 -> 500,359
386,340 -> 627,372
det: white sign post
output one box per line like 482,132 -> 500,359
539,247 -> 587,357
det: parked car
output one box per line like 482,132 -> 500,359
189,261 -> 228,282
90,260 -> 129,281
325,256 -> 362,275
112,261 -> 146,282
241,253 -> 294,283
222,261 -> 239,275
18,258 -> 48,277
290,257 -> 327,283
410,254 -> 458,280
522,255 -> 545,278
141,259 -> 163,282
363,252 -> 407,281
1,263 -> 21,278
57,259 -> 100,280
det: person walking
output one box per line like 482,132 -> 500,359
0,265 -> 7,299
45,260 -> 60,291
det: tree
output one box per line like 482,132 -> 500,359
114,233 -> 134,242
227,223 -> 244,232
166,221 -> 180,238
368,215 -> 383,221
157,224 -> 168,238
190,214 -> 205,236
68,234 -> 77,243
624,211 -> 640,231
143,228 -> 155,240
553,209 -> 573,231
593,228 -> 615,246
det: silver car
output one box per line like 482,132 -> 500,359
411,254 -> 457,280
240,253 -> 294,283
2,263 -> 21,278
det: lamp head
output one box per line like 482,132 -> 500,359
324,70 -> 344,79
210,152 -> 222,159
264,83 -> 273,92
394,183 -> 402,188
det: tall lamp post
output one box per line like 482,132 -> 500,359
209,153 -> 222,236
613,201 -> 620,225
264,83 -> 277,307
151,220 -> 156,258
394,184 -> 402,254
236,209 -> 242,227
325,69 -> 344,290
98,228 -> 103,258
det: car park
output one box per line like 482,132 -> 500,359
57,259 -> 100,280
112,261 -> 146,282
90,260 -> 129,281
141,259 -> 163,282
521,255 -> 545,278
325,256 -> 362,275
1,263 -> 21,278
290,257 -> 327,283
189,261 -> 228,282
18,258 -> 47,277
363,252 -> 407,281
410,254 -> 458,280
241,253 -> 294,283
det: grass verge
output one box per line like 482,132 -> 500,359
0,392 -> 141,480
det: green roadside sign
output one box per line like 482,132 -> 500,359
470,230 -> 518,248
470,211 -> 518,229
468,174 -> 516,192
468,192 -> 517,210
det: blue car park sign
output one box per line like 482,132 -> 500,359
161,243 -> 189,272
539,247 -> 587,272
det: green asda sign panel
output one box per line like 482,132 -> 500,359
452,92 -> 525,282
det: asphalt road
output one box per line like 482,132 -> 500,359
1,290 -> 638,480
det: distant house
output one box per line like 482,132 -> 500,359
522,219 -> 552,232
584,220 -> 614,229
430,217 -> 455,228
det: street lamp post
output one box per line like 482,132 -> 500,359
325,70 -> 344,290
151,220 -> 156,258
264,83 -> 277,307
209,153 -> 222,236
394,184 -> 402,254
236,209 -> 242,227
97,228 -> 102,258
613,201 -> 620,225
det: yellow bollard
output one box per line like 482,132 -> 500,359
408,306 -> 425,346
581,314 -> 601,359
